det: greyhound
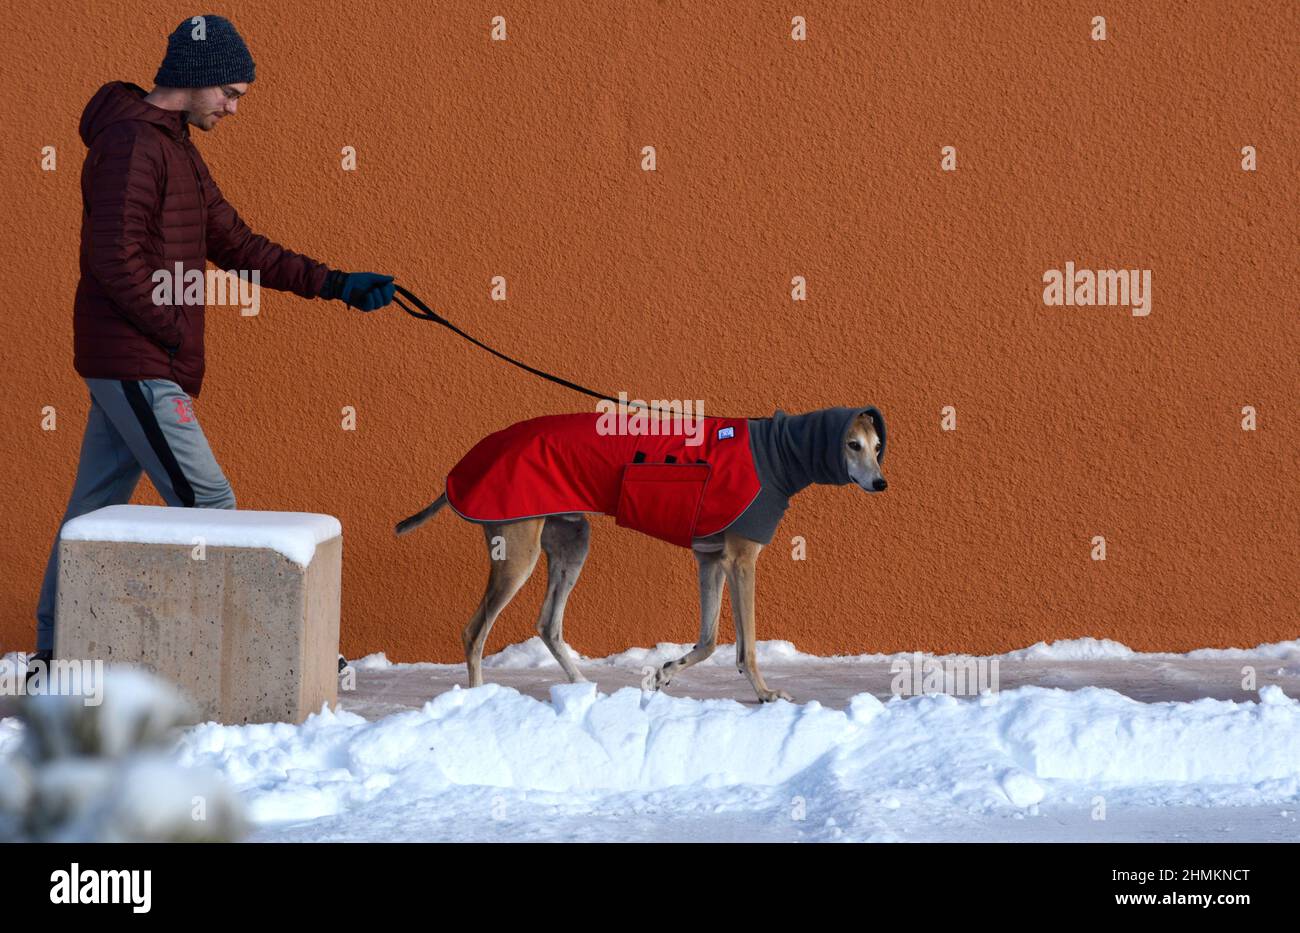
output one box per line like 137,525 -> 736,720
396,406 -> 887,703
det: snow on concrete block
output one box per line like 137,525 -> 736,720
54,505 -> 342,725
59,504 -> 340,566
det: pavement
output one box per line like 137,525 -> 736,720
337,650 -> 1300,721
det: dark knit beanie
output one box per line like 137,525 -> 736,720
154,14 -> 255,88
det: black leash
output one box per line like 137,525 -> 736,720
392,283 -> 723,415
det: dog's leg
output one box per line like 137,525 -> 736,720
535,515 -> 591,684
721,533 -> 792,704
463,518 -> 544,688
653,547 -> 725,691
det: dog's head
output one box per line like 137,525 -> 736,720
843,406 -> 887,493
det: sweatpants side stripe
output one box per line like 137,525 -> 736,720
121,380 -> 196,507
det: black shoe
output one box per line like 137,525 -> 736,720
338,653 -> 348,673
25,649 -> 52,686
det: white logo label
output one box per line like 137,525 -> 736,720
717,427 -> 735,440
49,863 -> 151,913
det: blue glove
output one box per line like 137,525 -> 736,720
321,270 -> 395,311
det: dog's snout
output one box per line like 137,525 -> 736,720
872,477 -> 887,492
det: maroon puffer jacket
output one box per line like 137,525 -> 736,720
74,81 -> 330,398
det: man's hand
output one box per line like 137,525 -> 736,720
320,270 -> 396,311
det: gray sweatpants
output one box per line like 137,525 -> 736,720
34,378 -> 236,651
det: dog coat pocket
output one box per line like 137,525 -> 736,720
615,462 -> 711,548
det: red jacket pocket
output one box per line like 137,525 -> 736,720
615,462 -> 711,548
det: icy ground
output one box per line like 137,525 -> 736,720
3,637 -> 1300,842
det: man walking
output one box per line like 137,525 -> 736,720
30,14 -> 394,678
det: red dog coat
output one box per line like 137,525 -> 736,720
445,413 -> 761,547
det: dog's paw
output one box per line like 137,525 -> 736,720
758,688 -> 794,704
651,665 -> 674,691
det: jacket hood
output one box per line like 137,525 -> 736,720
753,405 -> 887,496
79,81 -> 189,147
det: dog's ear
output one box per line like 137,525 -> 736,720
859,407 -> 886,462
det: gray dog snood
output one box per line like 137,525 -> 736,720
723,405 -> 887,544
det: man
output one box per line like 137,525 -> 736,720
29,14 -> 393,680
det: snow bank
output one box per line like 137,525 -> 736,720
156,678 -> 1300,838
1004,637 -> 1300,662
59,504 -> 340,567
5,638 -> 1298,842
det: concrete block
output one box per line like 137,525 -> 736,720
54,505 -> 342,725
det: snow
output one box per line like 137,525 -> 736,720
58,504 -> 341,567
351,634 -> 1300,671
1003,637 -> 1300,662
3,638 -> 1299,842
176,674 -> 1300,842
1,665 -> 246,842
17,665 -> 193,759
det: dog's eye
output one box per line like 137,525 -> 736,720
848,440 -> 862,451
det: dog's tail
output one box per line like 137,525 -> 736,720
396,492 -> 449,536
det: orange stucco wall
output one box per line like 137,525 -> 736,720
1,1 -> 1295,663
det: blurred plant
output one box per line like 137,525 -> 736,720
0,662 -> 247,842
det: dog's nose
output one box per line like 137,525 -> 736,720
872,478 -> 887,492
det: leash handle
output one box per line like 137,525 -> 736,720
391,283 -> 678,414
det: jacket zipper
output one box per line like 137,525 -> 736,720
171,138 -> 207,387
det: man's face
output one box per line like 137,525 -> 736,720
186,83 -> 248,131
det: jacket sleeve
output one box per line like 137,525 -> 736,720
84,124 -> 184,348
198,157 -> 330,298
